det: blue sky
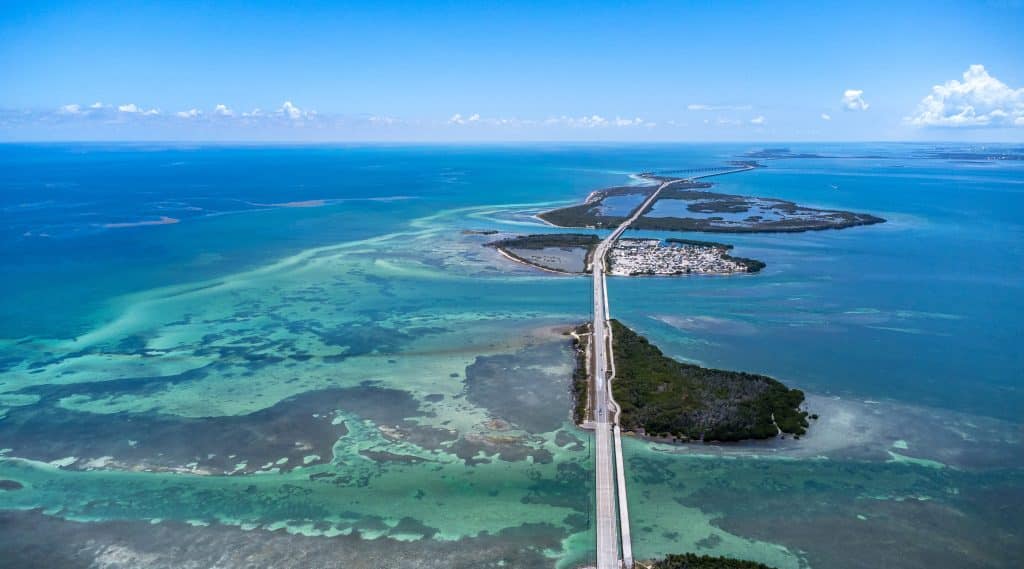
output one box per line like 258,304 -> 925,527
2,0 -> 1022,141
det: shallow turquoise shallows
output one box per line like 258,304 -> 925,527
0,143 -> 1021,568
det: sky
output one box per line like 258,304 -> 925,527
1,0 -> 1022,142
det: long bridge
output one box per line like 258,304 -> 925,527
641,162 -> 758,179
590,178 -> 676,569
586,165 -> 758,568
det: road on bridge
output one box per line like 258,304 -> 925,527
591,178 -> 675,569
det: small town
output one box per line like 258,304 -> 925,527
608,239 -> 750,276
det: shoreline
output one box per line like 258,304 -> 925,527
531,212 -> 564,228
488,233 -> 765,278
621,391 -> 1024,470
569,319 -> 809,447
538,166 -> 887,235
492,246 -> 581,276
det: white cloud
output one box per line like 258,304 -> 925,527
28,100 -> 341,132
118,103 -> 159,115
821,113 -> 832,121
449,113 -> 482,125
613,116 -> 655,127
368,115 -> 398,125
571,115 -> 607,127
906,64 -> 1024,128
841,89 -> 869,111
279,101 -> 305,120
750,115 -> 765,125
687,103 -> 752,111
446,114 -> 654,128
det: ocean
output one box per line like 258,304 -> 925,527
0,143 -> 1021,568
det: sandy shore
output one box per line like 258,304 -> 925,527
492,246 -> 581,276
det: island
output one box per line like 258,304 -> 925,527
744,147 -> 826,159
538,177 -> 885,233
574,320 -> 809,442
486,233 -> 599,274
537,182 -> 710,229
488,234 -> 765,276
648,553 -> 776,569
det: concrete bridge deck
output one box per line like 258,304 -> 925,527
591,179 -> 674,569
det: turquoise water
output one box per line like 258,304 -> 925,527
0,143 -> 1021,568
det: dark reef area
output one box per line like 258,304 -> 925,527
0,510 -> 566,569
0,383 -> 460,475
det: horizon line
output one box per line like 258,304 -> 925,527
1,139 -> 1020,146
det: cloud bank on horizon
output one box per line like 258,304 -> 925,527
4,66 -> 1023,141
1,0 -> 1018,141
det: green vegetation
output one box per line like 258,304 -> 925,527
570,324 -> 590,424
487,233 -> 599,273
537,205 -> 624,229
487,233 -> 598,250
537,183 -> 708,229
634,189 -> 885,233
539,179 -> 885,234
665,238 -> 734,249
722,253 -> 766,273
648,553 -> 777,569
611,320 -> 808,442
536,185 -> 656,228
631,211 -> 884,233
661,238 -> 766,273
